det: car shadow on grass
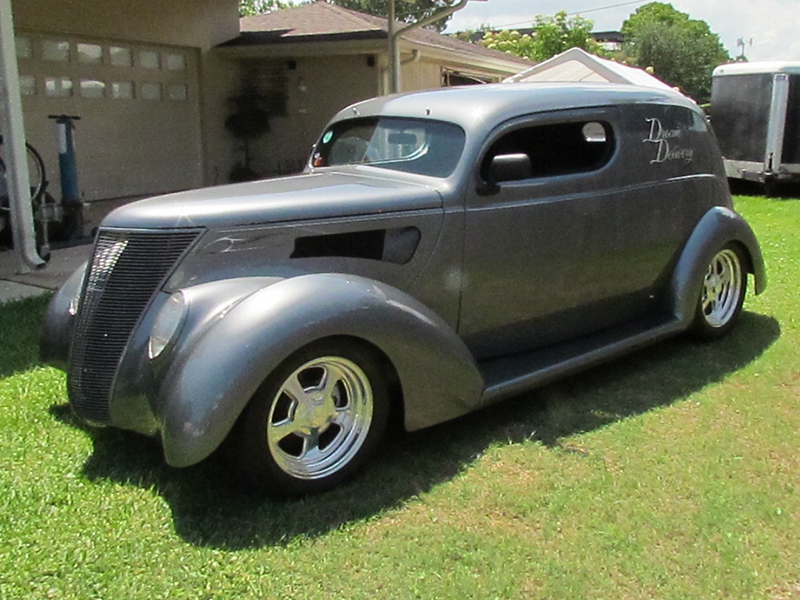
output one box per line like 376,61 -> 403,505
49,311 -> 779,550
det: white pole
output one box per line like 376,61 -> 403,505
0,0 -> 45,273
389,0 -> 470,94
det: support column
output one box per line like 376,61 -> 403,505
0,0 -> 44,272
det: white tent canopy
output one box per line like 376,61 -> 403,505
504,47 -> 675,92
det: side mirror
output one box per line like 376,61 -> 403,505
478,153 -> 532,196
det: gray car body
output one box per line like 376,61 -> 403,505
42,83 -> 766,468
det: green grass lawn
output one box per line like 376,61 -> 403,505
1,195 -> 799,599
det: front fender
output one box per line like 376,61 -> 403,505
41,261 -> 88,369
158,274 -> 483,467
670,206 -> 766,325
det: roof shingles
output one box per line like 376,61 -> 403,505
234,1 -> 530,65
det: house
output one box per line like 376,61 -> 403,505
8,0 -> 241,202
5,0 -> 529,205
218,1 -> 530,178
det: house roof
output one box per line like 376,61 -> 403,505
504,47 -> 674,92
226,1 -> 530,67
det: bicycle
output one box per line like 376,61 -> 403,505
0,135 -> 59,256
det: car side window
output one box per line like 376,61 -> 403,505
480,120 -> 615,182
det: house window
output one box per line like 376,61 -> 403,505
45,77 -> 73,97
80,79 -> 106,98
167,83 -> 188,101
16,36 -> 32,60
78,43 -> 103,64
481,120 -> 615,181
140,50 -> 160,69
19,75 -> 36,96
110,46 -> 132,67
43,40 -> 70,62
141,82 -> 162,100
165,53 -> 186,71
112,81 -> 134,100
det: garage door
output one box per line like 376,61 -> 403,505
15,33 -> 203,201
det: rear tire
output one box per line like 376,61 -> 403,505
691,244 -> 747,340
230,339 -> 390,496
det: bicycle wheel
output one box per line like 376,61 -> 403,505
0,136 -> 47,202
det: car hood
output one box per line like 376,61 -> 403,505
102,171 -> 442,229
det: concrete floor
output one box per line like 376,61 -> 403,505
0,197 -> 134,304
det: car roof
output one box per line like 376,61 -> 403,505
329,82 -> 699,133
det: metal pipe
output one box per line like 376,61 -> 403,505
388,0 -> 400,94
396,0 -> 469,36
388,0 -> 470,93
0,0 -> 45,273
401,49 -> 421,66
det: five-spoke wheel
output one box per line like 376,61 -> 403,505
692,244 -> 747,339
230,340 -> 389,495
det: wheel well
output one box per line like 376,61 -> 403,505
225,334 -> 406,463
730,240 -> 754,276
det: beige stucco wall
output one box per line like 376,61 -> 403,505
12,0 -> 239,51
245,55 -> 380,177
199,55 -> 243,187
401,59 -> 443,92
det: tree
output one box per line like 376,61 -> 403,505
329,0 -> 459,32
622,2 -> 730,103
480,12 -> 604,62
480,29 -> 536,59
239,0 -> 289,17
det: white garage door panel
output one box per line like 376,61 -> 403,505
16,33 -> 202,201
76,99 -> 202,199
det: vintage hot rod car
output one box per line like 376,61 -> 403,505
43,83 -> 766,494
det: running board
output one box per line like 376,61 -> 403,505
479,316 -> 685,405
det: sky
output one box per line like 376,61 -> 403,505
444,0 -> 800,62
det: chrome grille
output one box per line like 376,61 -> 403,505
68,228 -> 202,424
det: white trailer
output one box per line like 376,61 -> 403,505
711,62 -> 800,193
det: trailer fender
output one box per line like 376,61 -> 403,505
157,273 -> 483,467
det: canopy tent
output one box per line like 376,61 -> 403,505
504,47 -> 675,92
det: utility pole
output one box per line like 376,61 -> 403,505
736,37 -> 753,62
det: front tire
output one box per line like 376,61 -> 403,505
691,244 -> 747,340
230,340 -> 390,495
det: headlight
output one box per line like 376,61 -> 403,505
148,292 -> 188,360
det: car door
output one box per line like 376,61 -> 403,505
459,106 -> 670,359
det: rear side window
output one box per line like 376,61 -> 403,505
481,120 -> 615,181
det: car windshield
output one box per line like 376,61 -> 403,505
312,117 -> 466,178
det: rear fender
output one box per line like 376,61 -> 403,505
157,273 -> 482,467
670,206 -> 766,325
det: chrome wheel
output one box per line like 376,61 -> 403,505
266,356 -> 374,480
700,248 -> 743,328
